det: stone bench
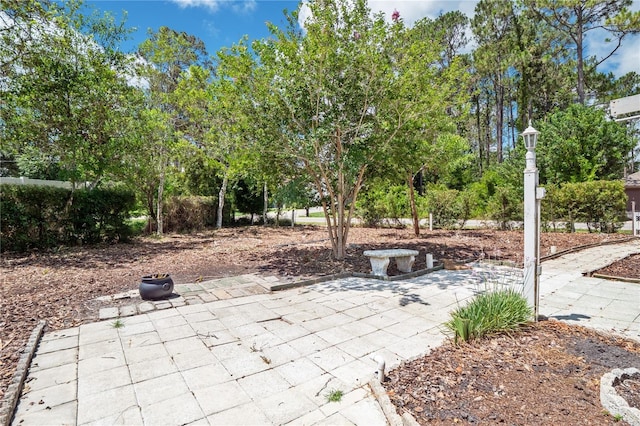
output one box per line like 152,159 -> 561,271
363,249 -> 419,277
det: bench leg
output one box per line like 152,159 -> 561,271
369,257 -> 390,277
396,255 -> 415,273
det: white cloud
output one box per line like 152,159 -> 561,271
601,34 -> 640,77
232,0 -> 258,14
298,0 -> 479,28
297,1 -> 313,28
170,0 -> 258,14
369,0 -> 478,25
203,19 -> 221,38
170,0 -> 221,13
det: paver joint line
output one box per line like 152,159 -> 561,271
8,240 -> 640,425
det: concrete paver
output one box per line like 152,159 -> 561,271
29,347 -> 77,372
12,400 -> 77,426
9,239 -> 640,425
539,239 -> 640,340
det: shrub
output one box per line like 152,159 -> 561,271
424,185 -> 459,229
541,180 -> 626,233
163,196 -> 217,233
578,181 -> 626,233
0,184 -> 135,251
485,186 -> 522,230
67,187 -> 136,244
455,189 -> 479,229
0,185 -> 67,251
445,289 -> 532,344
540,184 -> 562,232
356,181 -> 409,226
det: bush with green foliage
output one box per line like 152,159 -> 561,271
469,163 -> 524,224
445,289 -> 532,344
537,104 -> 635,184
1,185 -> 67,251
424,185 -> 459,229
355,181 -> 410,226
578,181 -> 627,233
541,180 -> 626,233
485,185 -> 522,230
456,188 -> 480,228
67,188 -> 136,243
1,184 -> 135,251
233,179 -> 263,220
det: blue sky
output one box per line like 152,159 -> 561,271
87,0 -> 639,77
88,0 -> 298,53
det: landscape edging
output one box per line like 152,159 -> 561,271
368,378 -> 404,426
591,272 -> 640,284
540,236 -> 638,262
0,320 -> 46,426
600,367 -> 640,425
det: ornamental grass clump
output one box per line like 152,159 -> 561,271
445,289 -> 532,344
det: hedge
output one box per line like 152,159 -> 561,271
542,180 -> 627,233
1,184 -> 136,251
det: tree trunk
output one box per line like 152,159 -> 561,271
305,139 -> 367,261
336,172 -> 345,260
576,8 -> 585,104
485,103 -> 491,167
216,173 -> 228,229
476,95 -> 484,174
509,96 -> 516,149
496,77 -> 504,163
416,170 -> 424,196
156,160 -> 165,236
263,182 -> 268,225
408,171 -> 420,237
146,189 -> 155,234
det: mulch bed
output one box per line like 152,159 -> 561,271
594,253 -> 640,281
383,320 -> 640,425
0,226 -> 636,417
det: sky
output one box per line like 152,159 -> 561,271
87,0 -> 639,77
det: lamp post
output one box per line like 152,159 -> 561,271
522,121 -> 544,320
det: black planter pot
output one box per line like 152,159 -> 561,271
139,274 -> 174,300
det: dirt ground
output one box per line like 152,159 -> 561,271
596,253 -> 640,281
383,320 -> 640,425
1,225 -> 638,422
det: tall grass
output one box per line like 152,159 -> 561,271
445,289 -> 533,344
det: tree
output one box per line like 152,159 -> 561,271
428,11 -> 470,69
1,0 -> 137,188
255,0 -> 464,258
136,26 -> 210,234
174,39 -> 257,229
382,15 -> 471,237
527,0 -> 640,104
232,178 -> 263,223
254,0 -> 384,259
536,104 -> 635,183
472,0 -> 517,164
125,104 -> 173,231
0,0 -> 58,70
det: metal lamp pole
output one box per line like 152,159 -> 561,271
522,121 -> 543,320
